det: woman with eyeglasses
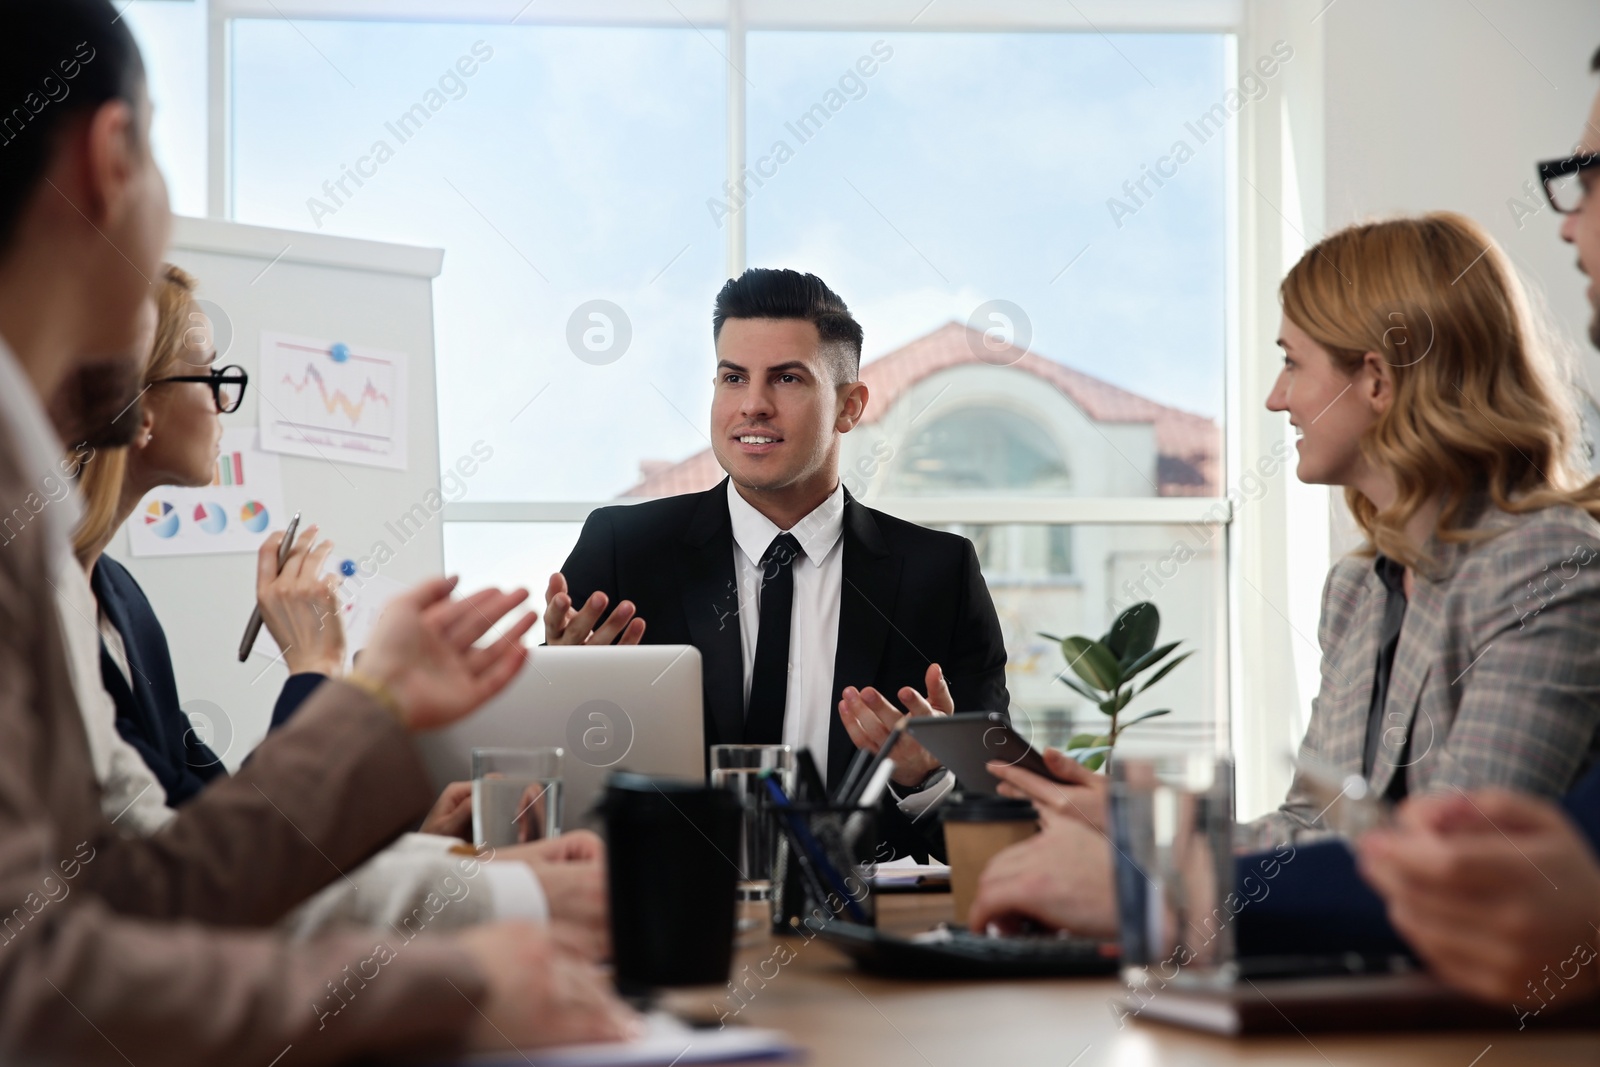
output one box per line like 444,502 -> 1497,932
59,263 -> 611,954
72,263 -> 345,804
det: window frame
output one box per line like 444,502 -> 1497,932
208,0 -> 1324,820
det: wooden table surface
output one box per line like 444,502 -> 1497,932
658,894 -> 1600,1066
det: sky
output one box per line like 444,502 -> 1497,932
121,15 -> 1231,504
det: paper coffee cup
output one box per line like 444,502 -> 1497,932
943,796 -> 1040,925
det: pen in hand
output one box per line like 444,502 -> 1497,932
238,511 -> 300,662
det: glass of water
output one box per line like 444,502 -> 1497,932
471,747 -> 564,848
1108,751 -> 1235,982
709,744 -> 795,901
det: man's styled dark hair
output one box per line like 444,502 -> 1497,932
712,268 -> 865,385
1592,43 -> 1600,72
0,0 -> 146,255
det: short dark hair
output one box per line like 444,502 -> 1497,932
712,268 -> 864,384
0,0 -> 146,254
1592,43 -> 1600,73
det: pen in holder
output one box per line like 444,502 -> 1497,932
766,782 -> 879,936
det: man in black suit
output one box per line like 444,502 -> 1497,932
545,269 -> 1009,800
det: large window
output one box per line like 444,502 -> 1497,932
218,2 -> 1240,751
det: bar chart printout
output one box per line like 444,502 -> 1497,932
258,332 -> 409,471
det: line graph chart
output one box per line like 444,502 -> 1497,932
259,332 -> 408,470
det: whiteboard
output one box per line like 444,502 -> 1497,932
105,216 -> 445,770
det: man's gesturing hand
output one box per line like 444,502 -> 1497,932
544,573 -> 646,646
358,577 -> 538,734
838,663 -> 953,788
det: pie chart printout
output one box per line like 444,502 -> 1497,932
194,503 -> 227,535
241,501 -> 270,533
127,428 -> 286,558
144,500 -> 179,539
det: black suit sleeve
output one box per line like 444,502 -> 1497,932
942,537 -> 1010,715
559,507 -> 621,626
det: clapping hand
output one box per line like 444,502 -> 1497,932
358,577 -> 538,734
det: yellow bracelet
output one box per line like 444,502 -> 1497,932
345,671 -> 405,725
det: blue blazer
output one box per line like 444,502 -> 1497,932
90,556 -> 324,806
1236,762 -> 1600,958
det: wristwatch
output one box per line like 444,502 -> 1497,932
894,766 -> 947,797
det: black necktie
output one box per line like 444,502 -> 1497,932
744,532 -> 801,744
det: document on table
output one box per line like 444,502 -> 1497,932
871,856 -> 952,887
458,1012 -> 796,1066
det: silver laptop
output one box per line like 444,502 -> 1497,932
417,645 -> 705,831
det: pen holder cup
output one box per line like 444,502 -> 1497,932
770,805 -> 879,935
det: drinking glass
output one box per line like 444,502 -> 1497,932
709,744 -> 795,901
1109,752 -> 1235,982
471,747 -> 564,847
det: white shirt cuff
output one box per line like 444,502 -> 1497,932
894,769 -> 956,818
481,861 -> 549,923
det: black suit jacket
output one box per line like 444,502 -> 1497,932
560,478 -> 1010,785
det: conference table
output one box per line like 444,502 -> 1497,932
655,894 -> 1600,1066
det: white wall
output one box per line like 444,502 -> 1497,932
1321,0 -> 1600,550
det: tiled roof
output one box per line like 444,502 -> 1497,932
623,321 -> 1219,498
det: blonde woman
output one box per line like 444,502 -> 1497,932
971,212 -> 1600,932
74,263 -> 343,804
60,264 -> 607,953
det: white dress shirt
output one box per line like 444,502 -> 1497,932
727,479 -> 845,778
55,562 -> 174,834
725,480 -> 955,814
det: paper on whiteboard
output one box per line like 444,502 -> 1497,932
258,331 -> 408,471
127,427 -> 287,558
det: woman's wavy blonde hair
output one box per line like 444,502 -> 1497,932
1280,211 -> 1600,569
73,263 -> 200,563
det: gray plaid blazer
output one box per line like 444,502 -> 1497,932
1247,500 -> 1600,845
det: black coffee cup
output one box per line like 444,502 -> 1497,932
602,771 -> 743,992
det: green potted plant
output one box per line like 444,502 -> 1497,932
1040,601 -> 1192,771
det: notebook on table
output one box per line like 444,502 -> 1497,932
817,920 -> 1120,979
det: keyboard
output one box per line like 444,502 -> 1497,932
814,921 -> 1121,979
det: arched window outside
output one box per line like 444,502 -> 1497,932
887,405 -> 1069,495
891,405 -> 1074,580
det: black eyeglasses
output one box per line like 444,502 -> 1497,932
1538,151 -> 1600,213
151,364 -> 249,414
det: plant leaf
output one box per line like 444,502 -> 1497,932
1098,688 -> 1134,717
1036,631 -> 1063,643
1054,673 -> 1106,705
1105,602 -> 1160,665
1066,732 -> 1110,750
1059,636 -> 1121,691
1080,750 -> 1108,772
1118,708 -> 1172,731
1136,651 -> 1195,694
1121,640 -> 1181,682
